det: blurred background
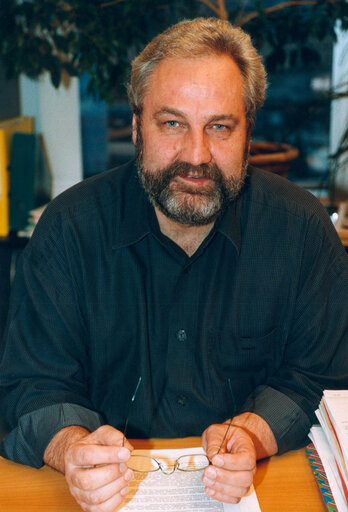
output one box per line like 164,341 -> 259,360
0,0 -> 347,222
0,0 -> 347,441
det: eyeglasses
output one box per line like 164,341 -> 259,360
122,376 -> 232,474
127,452 -> 210,475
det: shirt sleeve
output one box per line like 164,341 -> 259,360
0,208 -> 103,467
240,385 -> 312,454
240,210 -> 348,454
0,403 -> 103,468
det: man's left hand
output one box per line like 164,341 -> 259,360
201,422 -> 257,504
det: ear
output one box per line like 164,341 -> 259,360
132,114 -> 138,145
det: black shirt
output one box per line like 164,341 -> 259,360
1,160 -> 347,468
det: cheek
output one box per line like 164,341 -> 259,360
145,135 -> 180,163
213,145 -> 243,166
218,134 -> 247,162
165,141 -> 181,157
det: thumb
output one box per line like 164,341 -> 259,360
202,421 -> 231,461
88,425 -> 133,451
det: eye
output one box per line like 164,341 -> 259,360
207,123 -> 232,138
212,123 -> 227,131
166,120 -> 180,128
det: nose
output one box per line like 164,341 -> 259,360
180,129 -> 212,166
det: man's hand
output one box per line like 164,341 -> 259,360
201,413 -> 278,504
44,425 -> 134,512
201,422 -> 256,504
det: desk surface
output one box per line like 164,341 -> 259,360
0,437 -> 324,512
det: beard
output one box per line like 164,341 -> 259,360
136,128 -> 248,227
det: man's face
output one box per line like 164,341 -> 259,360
133,55 -> 249,226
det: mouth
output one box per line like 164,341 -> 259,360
178,175 -> 212,186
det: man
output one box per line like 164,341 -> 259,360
0,17 -> 347,512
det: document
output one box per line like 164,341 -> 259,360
116,447 -> 261,511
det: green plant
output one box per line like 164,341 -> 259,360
0,0 -> 346,198
0,0 -> 347,101
0,0 -> 198,100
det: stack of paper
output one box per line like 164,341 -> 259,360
310,390 -> 348,512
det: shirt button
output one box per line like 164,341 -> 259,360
177,394 -> 187,406
176,329 -> 187,342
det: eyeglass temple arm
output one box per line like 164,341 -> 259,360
122,376 -> 142,447
216,378 -> 234,455
216,417 -> 232,454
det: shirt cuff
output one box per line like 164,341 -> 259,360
0,403 -> 103,468
239,385 -> 312,454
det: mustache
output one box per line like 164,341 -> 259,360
155,161 -> 223,182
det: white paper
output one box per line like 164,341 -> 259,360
309,426 -> 348,512
323,390 -> 348,466
115,447 -> 261,512
316,392 -> 348,491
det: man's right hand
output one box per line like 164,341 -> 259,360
44,424 -> 134,512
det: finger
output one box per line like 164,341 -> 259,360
68,443 -> 131,467
207,425 -> 256,471
203,465 -> 254,491
76,488 -> 128,512
204,486 -> 243,505
72,468 -> 133,508
204,479 -> 250,499
83,486 -> 129,512
202,423 -> 229,460
211,449 -> 256,472
70,463 -> 129,491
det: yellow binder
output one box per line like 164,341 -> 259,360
0,116 -> 34,237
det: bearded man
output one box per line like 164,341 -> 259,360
1,17 -> 347,512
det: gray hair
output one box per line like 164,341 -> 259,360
127,17 -> 267,130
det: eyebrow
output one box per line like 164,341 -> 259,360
153,108 -> 238,124
153,108 -> 187,120
208,114 -> 238,124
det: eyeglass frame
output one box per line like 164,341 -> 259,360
121,376 -> 233,474
126,452 -> 211,475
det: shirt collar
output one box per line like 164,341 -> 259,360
216,199 -> 242,254
112,162 -> 152,249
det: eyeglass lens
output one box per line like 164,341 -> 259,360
127,454 -> 210,473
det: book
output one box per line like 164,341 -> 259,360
306,441 -> 338,512
0,116 -> 34,237
310,390 -> 348,512
9,132 -> 51,232
318,391 -> 348,502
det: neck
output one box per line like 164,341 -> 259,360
154,207 -> 215,257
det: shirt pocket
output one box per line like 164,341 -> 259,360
208,327 -> 279,412
209,327 -> 278,375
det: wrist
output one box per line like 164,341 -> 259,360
43,425 -> 89,473
231,412 -> 278,460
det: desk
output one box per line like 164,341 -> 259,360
0,437 -> 324,512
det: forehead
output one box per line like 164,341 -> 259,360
143,55 -> 246,118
